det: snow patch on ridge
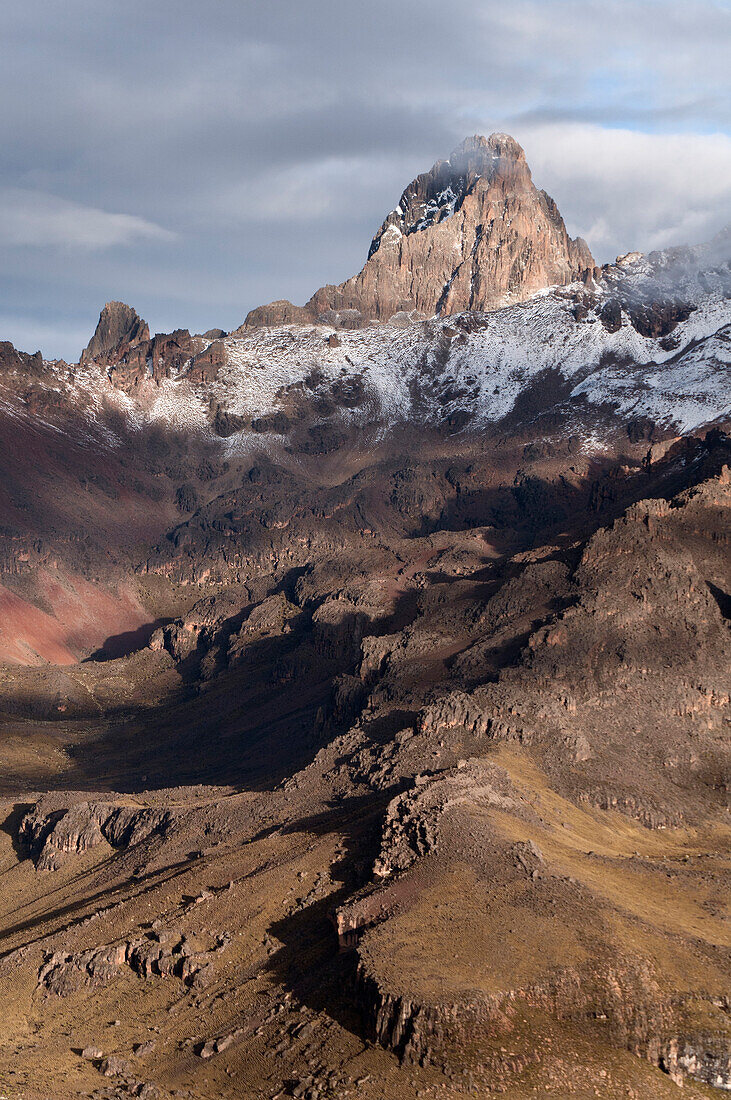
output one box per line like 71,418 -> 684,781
6,240 -> 730,448
411,184 -> 462,234
211,254 -> 730,438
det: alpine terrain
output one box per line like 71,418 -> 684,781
0,134 -> 729,1100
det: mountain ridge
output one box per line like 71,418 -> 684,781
0,136 -> 729,1099
244,133 -> 595,328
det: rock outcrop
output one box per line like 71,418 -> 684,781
0,340 -> 44,376
19,797 -> 174,870
246,133 -> 594,327
78,305 -> 230,391
242,299 -> 312,329
38,928 -> 229,996
355,952 -> 731,1092
80,301 -> 149,366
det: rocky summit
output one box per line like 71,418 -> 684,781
80,301 -> 150,366
246,133 -> 595,327
0,136 -> 729,1100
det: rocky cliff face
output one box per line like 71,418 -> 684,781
78,307 -> 226,392
247,133 -> 595,327
80,301 -> 150,366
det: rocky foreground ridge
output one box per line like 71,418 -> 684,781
0,436 -> 729,1099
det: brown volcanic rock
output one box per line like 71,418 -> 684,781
247,134 -> 594,327
187,337 -> 228,384
80,301 -> 149,365
106,328 -> 199,390
86,324 -> 220,392
0,340 -> 44,376
241,298 -> 313,330
80,304 -> 228,389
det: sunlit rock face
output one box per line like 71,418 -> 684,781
248,133 -> 595,327
80,301 -> 150,366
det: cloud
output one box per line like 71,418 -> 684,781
0,0 -> 729,357
513,124 -> 731,261
0,189 -> 174,250
219,153 -> 422,225
206,124 -> 731,267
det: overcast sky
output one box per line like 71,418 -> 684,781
2,0 -> 730,361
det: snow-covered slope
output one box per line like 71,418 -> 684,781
3,239 -> 730,452
156,240 -> 731,443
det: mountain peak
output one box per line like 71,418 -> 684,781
365,132 -> 534,261
247,134 -> 594,328
449,131 -> 526,163
81,301 -> 149,366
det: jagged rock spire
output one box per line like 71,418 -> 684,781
80,301 -> 149,365
246,133 -> 594,328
